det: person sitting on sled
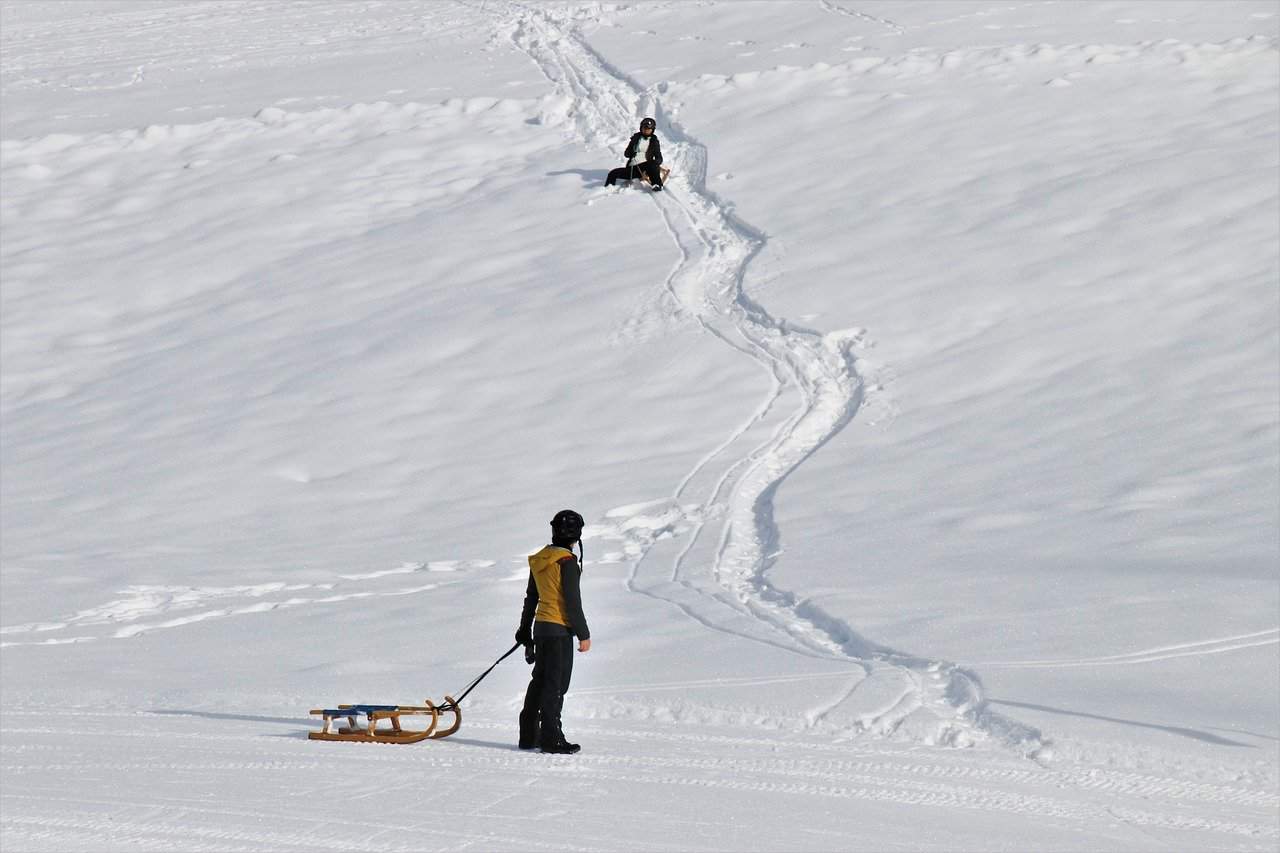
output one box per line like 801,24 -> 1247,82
515,509 -> 591,754
605,117 -> 664,190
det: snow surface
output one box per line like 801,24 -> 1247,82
1,1 -> 1277,850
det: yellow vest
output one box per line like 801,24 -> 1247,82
529,545 -> 576,627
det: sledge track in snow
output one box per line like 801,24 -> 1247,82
818,0 -> 907,35
4,713 -> 1276,844
6,711 -> 1276,809
495,2 -> 1039,753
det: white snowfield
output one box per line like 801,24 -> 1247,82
1,1 -> 1276,850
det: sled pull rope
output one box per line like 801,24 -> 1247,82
436,642 -> 522,712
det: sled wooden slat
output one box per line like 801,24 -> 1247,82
308,695 -> 461,744
637,166 -> 671,186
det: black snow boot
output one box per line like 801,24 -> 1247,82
541,738 -> 580,755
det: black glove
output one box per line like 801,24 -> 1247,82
515,627 -> 532,647
524,644 -> 537,665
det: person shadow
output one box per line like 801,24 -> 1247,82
436,735 -> 523,752
547,168 -> 611,188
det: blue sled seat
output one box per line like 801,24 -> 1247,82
320,704 -> 399,717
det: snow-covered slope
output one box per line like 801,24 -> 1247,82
2,2 -> 1277,850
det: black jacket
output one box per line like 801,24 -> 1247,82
624,132 -> 663,165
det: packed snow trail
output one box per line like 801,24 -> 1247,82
495,2 -> 1040,753
3,712 -> 1275,850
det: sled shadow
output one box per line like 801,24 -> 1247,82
148,710 -> 527,747
150,708 -> 317,739
547,168 -> 610,187
989,699 -> 1254,747
150,709 -> 303,726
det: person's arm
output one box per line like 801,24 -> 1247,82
649,137 -> 663,165
558,556 -> 590,649
515,573 -> 538,645
624,134 -> 638,159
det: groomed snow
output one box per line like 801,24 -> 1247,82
2,2 -> 1277,850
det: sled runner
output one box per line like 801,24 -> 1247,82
308,642 -> 521,745
308,696 -> 462,743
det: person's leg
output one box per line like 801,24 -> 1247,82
519,649 -> 546,749
556,639 -> 576,744
536,637 -> 569,749
605,166 -> 631,186
641,161 -> 664,188
560,638 -> 575,696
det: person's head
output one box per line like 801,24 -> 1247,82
550,509 -> 585,547
639,117 -> 656,135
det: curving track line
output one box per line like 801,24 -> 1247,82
975,629 -> 1280,669
493,2 -> 1041,752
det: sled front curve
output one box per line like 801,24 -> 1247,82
638,166 -> 672,186
429,695 -> 462,739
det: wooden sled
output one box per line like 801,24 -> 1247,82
308,641 -> 523,745
308,694 -> 462,744
636,166 -> 671,187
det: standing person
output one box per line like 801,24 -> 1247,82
515,509 -> 591,754
605,117 -> 665,190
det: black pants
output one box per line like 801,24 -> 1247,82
519,635 -> 574,748
606,161 -> 663,187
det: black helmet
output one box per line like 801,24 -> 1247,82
640,117 -> 656,131
550,509 -> 585,541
